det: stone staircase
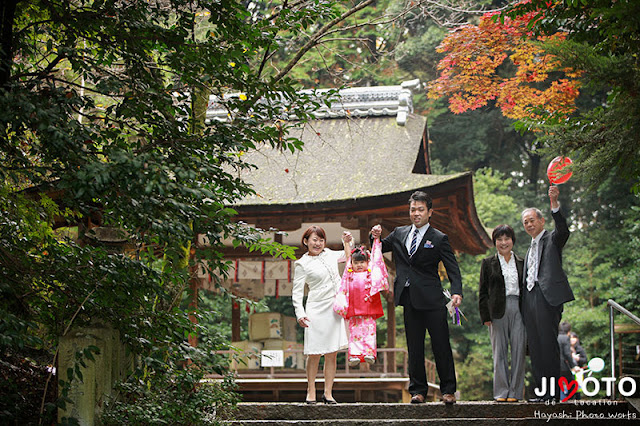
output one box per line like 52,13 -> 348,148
219,400 -> 639,425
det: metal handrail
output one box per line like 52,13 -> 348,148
607,299 -> 640,400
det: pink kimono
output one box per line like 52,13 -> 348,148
333,239 -> 389,362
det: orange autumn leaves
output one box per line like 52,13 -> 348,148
427,11 -> 581,121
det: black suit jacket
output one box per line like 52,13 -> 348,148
522,210 -> 574,307
558,334 -> 576,378
381,224 -> 463,310
478,253 -> 524,324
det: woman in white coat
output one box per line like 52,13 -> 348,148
292,225 -> 349,404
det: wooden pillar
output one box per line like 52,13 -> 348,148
357,226 -> 368,249
274,232 -> 283,244
232,299 -> 241,341
386,291 -> 396,348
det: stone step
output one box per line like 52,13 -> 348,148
219,400 -> 639,424
224,420 -> 634,426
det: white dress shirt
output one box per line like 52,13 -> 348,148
498,252 -> 519,296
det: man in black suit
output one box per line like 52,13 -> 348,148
558,321 -> 577,400
371,191 -> 462,405
521,185 -> 574,401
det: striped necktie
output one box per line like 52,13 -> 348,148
409,228 -> 419,257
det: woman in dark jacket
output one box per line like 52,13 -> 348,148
479,225 -> 526,402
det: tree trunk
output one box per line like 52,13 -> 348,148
529,151 -> 541,195
0,0 -> 17,89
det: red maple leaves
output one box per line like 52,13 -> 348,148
428,9 -> 581,121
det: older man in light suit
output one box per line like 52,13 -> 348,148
521,185 -> 574,402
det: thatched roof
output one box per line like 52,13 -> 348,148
236,114 -> 448,205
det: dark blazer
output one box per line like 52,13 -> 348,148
478,253 -> 524,324
380,224 -> 462,310
522,210 -> 574,307
558,334 -> 576,378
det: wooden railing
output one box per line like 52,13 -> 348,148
207,347 -> 437,385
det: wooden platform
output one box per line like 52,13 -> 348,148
204,348 -> 440,403
203,376 -> 441,403
236,377 -> 440,402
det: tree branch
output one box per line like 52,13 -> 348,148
257,0 -> 290,79
272,0 -> 375,82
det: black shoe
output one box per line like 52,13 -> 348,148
305,399 -> 316,404
322,395 -> 338,404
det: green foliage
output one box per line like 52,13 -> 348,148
505,0 -> 640,193
559,176 -> 640,358
3,0 -> 635,414
0,313 -> 42,350
473,168 -> 521,229
247,0 -> 640,404
189,291 -> 242,342
393,0 -> 640,402
507,0 -> 640,55
101,371 -> 238,426
394,25 -> 447,78
1,0 -> 398,422
523,40 -> 640,193
255,0 -> 404,88
428,108 -> 541,188
561,298 -> 610,360
455,350 -> 494,401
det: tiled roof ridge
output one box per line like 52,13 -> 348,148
206,79 -> 421,126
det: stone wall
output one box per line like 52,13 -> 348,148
58,322 -> 131,425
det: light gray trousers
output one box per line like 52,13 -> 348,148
489,295 -> 526,400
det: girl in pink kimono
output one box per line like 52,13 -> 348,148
334,237 -> 389,367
